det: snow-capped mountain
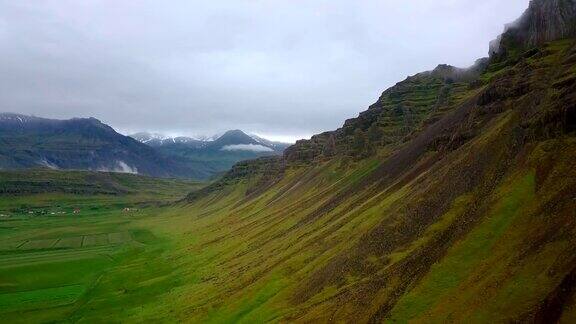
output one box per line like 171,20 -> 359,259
130,132 -> 208,148
130,130 -> 290,152
248,134 -> 292,152
130,130 -> 291,178
0,113 -> 40,124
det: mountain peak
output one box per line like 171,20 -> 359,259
212,129 -> 258,146
221,129 -> 248,137
0,113 -> 105,126
0,113 -> 114,134
0,113 -> 206,178
130,129 -> 290,153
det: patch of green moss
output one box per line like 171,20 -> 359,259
388,172 -> 535,323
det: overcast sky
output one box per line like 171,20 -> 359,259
0,0 -> 528,142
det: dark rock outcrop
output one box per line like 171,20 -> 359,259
490,0 -> 576,59
283,62 -> 486,164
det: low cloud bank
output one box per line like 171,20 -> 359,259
221,144 -> 274,152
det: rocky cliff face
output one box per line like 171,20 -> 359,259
490,0 -> 576,58
283,61 -> 486,164
191,59 -> 489,195
286,0 -> 576,165
191,0 -> 576,196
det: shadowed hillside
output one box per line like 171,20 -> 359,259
0,114 -> 207,179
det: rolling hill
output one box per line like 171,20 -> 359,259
0,168 -> 203,197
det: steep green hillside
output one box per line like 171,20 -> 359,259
164,38 -> 575,322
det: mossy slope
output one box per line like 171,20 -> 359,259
157,38 -> 576,323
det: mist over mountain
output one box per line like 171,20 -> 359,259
491,0 -> 576,58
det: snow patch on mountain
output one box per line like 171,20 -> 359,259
142,133 -> 168,143
130,132 -> 217,146
195,133 -> 221,142
0,113 -> 36,124
249,134 -> 265,144
38,158 -> 59,170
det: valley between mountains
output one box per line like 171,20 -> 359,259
0,0 -> 575,322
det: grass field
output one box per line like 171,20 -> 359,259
0,223 -> 178,323
0,169 -> 204,322
0,209 -> 144,321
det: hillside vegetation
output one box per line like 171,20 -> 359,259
0,170 -> 204,323
4,35 -> 570,323
163,37 -> 575,323
0,169 -> 202,196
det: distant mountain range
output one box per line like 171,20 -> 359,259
130,130 -> 290,179
130,130 -> 289,152
0,113 -> 290,179
129,132 -> 216,148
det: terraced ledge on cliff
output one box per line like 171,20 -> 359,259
283,59 -> 487,164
